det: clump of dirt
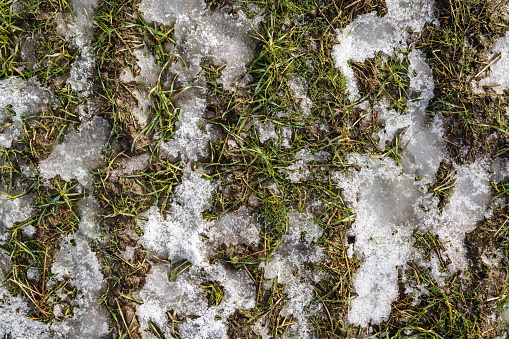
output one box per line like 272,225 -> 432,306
227,310 -> 261,339
111,84 -> 152,152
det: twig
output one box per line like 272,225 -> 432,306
475,53 -> 502,78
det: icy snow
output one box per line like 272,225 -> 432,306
50,197 -> 109,338
137,169 -> 260,337
288,77 -> 313,118
332,0 -> 436,102
109,153 -> 151,181
120,47 -> 162,87
476,33 -> 509,93
140,168 -> 214,263
136,0 -> 262,162
285,149 -> 329,183
38,115 -> 110,187
255,120 -> 278,144
132,3 -> 266,335
57,0 -> 101,96
0,194 -> 32,235
332,0 -> 499,327
136,263 -> 256,338
337,155 -> 427,327
261,211 -> 325,338
0,77 -> 52,148
139,0 -> 261,90
0,194 -> 108,338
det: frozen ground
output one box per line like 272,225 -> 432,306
1,0 -> 509,338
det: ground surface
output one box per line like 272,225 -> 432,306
1,0 -> 509,338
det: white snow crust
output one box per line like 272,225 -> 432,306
0,195 -> 108,338
50,197 -> 109,338
55,0 -> 101,96
38,115 -> 111,187
476,33 -> 509,93
0,78 -> 53,148
333,0 -> 502,327
332,0 -> 436,102
288,77 -> 313,118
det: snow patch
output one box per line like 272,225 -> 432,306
262,211 -> 324,338
288,77 -> 313,118
285,149 -> 329,183
0,77 -> 52,148
38,116 -> 110,188
109,153 -> 151,181
476,33 -> 509,93
332,0 -> 436,102
50,197 -> 109,338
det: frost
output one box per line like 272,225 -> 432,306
0,77 -> 52,149
38,116 -> 110,188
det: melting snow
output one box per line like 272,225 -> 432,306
332,0 -> 436,102
38,115 -> 110,188
476,33 -> 509,93
0,78 -> 52,148
50,197 -> 109,338
288,77 -> 313,118
332,0 -> 501,327
56,0 -> 101,96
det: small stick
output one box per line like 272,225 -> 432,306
116,299 -> 133,339
475,53 -> 502,78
